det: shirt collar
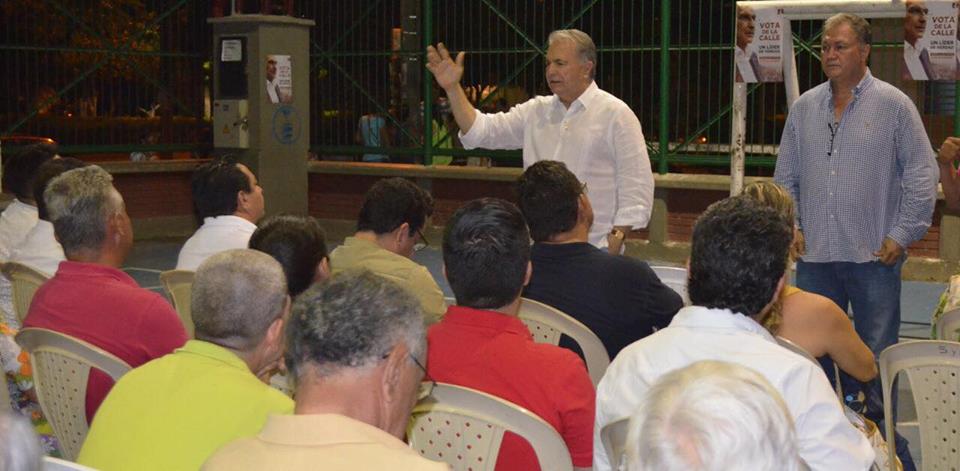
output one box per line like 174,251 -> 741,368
442,305 -> 531,338
823,68 -> 874,109
258,413 -> 410,449
668,305 -> 777,343
56,261 -> 139,287
202,214 -> 257,230
552,81 -> 600,112
175,339 -> 251,371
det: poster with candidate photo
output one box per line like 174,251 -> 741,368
735,5 -> 784,83
903,0 -> 957,81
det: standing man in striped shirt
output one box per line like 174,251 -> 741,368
774,13 -> 938,469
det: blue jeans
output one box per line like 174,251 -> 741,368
796,259 -> 915,470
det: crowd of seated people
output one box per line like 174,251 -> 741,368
0,154 -> 905,471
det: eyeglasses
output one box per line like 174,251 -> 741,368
413,229 -> 429,252
408,352 -> 435,401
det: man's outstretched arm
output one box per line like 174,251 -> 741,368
426,43 -> 476,133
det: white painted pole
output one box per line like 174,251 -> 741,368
730,82 -> 747,196
738,0 -> 906,20
782,18 -> 800,108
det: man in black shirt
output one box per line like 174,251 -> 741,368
518,161 -> 683,359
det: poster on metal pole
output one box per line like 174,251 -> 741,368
736,5 -> 785,83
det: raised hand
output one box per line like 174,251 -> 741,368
426,42 -> 465,91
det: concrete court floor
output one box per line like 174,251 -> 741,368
126,236 -> 941,466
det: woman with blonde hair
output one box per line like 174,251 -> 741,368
743,181 -> 877,382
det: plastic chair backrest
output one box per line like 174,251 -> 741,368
518,297 -> 610,386
15,328 -> 132,460
43,457 -> 99,471
409,382 -> 573,471
600,418 -> 631,471
880,340 -> 960,471
935,308 -> 960,342
649,265 -> 690,305
776,336 -> 818,363
159,270 -> 195,337
1,262 -> 50,324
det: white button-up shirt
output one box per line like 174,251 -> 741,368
176,215 -> 257,271
594,305 -> 874,471
903,40 -> 928,80
460,81 -> 654,248
0,199 -> 38,261
9,220 -> 64,277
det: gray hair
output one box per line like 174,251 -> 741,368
43,165 -> 124,256
285,269 -> 425,380
824,13 -> 872,45
192,249 -> 289,351
626,361 -> 803,471
548,29 -> 597,78
0,411 -> 42,471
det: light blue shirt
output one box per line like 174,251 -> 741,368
774,70 -> 938,263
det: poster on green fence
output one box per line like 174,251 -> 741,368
903,0 -> 958,81
735,4 -> 784,83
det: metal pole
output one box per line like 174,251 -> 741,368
422,0 -> 433,166
782,19 -> 800,108
658,0 -> 670,175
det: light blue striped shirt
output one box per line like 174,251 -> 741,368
774,70 -> 939,263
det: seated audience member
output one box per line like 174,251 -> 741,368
594,196 -> 874,470
203,270 -> 446,471
518,161 -> 682,359
249,214 -> 330,297
743,181 -> 877,382
176,159 -> 265,270
78,249 -> 294,471
625,361 -> 804,471
0,158 -> 85,455
938,136 -> 960,213
23,166 -> 187,422
10,157 -> 86,276
429,198 -> 595,471
0,143 -> 58,260
329,177 -> 445,323
0,411 -> 42,471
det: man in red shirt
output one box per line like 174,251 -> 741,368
24,165 -> 187,422
428,198 -> 595,470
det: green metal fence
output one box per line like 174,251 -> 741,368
0,0 -> 211,158
305,0 -> 960,172
2,1 -> 957,172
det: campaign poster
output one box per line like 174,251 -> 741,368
903,0 -> 957,81
735,5 -> 784,83
266,54 -> 293,104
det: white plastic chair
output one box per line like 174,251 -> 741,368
935,308 -> 960,342
600,418 -> 630,471
880,340 -> 960,471
43,456 -> 99,471
649,265 -> 689,305
518,297 -> 610,386
1,261 -> 50,324
15,328 -> 132,460
159,269 -> 195,337
408,382 -> 573,471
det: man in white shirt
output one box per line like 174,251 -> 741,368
426,29 -> 653,253
176,160 -> 265,271
903,0 -> 930,80
594,196 -> 874,471
266,56 -> 281,104
8,157 -> 86,276
0,143 -> 58,260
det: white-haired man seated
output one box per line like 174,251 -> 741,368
203,269 -> 447,470
78,249 -> 293,471
625,361 -> 805,471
